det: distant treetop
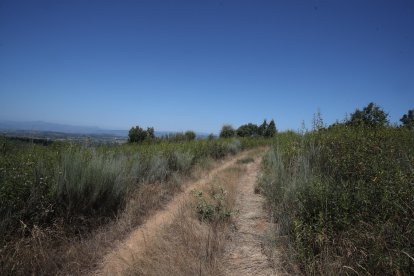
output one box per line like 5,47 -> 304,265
220,125 -> 236,138
400,109 -> 414,129
128,125 -> 154,143
347,102 -> 389,127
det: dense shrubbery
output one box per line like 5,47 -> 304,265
260,111 -> 414,274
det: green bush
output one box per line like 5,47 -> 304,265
0,139 -> 61,237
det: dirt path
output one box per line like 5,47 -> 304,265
94,150 -> 254,276
222,157 -> 278,275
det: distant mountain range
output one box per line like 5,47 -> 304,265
0,120 -> 129,137
0,120 -> 209,138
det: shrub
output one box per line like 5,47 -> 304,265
225,139 -> 241,155
146,155 -> 169,183
56,149 -> 130,217
0,139 -> 60,236
174,151 -> 194,173
192,186 -> 235,223
219,125 -> 235,138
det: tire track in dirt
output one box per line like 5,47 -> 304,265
222,156 -> 279,276
93,150 -> 256,276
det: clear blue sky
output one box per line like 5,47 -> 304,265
1,0 -> 413,133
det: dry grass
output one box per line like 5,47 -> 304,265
0,151 -> 257,276
124,166 -> 244,276
0,158 -> 216,276
0,182 -> 175,275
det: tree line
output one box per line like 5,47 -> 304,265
328,102 -> 414,129
128,103 -> 413,143
220,119 -> 277,138
128,126 -> 197,143
128,119 -> 277,143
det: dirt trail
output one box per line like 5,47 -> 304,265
222,157 -> 278,275
94,150 -> 254,276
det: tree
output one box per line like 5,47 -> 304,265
237,123 -> 258,137
128,126 -> 148,143
400,109 -> 414,129
348,102 -> 389,127
185,130 -> 196,140
220,124 -> 235,138
264,119 -> 277,137
147,127 -> 155,139
258,120 -> 268,136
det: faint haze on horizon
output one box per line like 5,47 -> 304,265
0,0 -> 413,133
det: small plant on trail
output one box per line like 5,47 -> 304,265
192,187 -> 237,223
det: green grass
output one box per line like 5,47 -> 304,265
259,126 -> 414,274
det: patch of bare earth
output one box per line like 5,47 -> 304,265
222,157 -> 282,276
93,150 -> 255,276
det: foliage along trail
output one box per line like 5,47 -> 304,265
93,150 -> 261,275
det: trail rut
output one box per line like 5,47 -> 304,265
94,151 -> 253,276
222,157 -> 278,275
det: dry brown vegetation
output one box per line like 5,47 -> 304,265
122,165 -> 245,276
